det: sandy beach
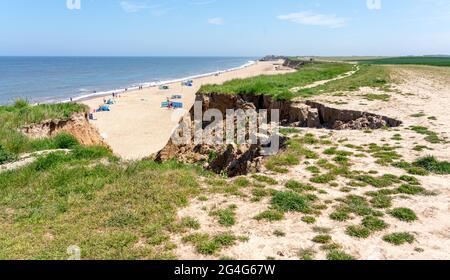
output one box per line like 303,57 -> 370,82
81,60 -> 294,160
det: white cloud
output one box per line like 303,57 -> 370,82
120,1 -> 149,13
277,11 -> 348,29
208,17 -> 224,25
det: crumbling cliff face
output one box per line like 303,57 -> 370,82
20,112 -> 105,146
282,58 -> 313,69
156,93 -> 402,177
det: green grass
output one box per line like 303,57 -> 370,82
298,248 -> 316,260
358,56 -> 450,67
389,208 -> 418,222
273,230 -> 286,237
326,250 -> 355,260
383,232 -> 415,245
254,210 -> 284,222
397,184 -> 425,195
285,180 -> 316,192
252,174 -> 278,185
211,206 -> 237,227
362,216 -> 389,231
0,101 -> 88,157
312,234 -> 332,244
0,151 -> 208,259
271,191 -> 311,213
346,225 -> 371,239
410,126 -> 443,144
301,216 -> 316,224
296,65 -> 391,97
199,62 -> 353,101
329,211 -> 350,222
413,156 -> 450,175
182,232 -> 239,255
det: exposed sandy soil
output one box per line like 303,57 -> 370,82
171,65 -> 450,260
81,61 -> 294,160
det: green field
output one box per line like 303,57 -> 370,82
199,62 -> 353,100
358,56 -> 450,67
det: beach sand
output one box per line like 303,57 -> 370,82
81,60 -> 294,160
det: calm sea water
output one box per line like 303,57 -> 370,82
0,57 -> 256,105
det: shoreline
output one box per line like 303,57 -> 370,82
60,60 -> 257,104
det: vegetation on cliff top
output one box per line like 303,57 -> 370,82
0,100 -> 88,159
199,62 -> 353,100
357,56 -> 450,67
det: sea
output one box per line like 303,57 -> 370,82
0,57 -> 257,105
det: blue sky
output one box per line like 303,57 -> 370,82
1,0 -> 449,56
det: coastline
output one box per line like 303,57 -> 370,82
81,60 -> 294,160
64,60 -> 257,104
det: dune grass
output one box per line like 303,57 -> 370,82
199,62 -> 353,100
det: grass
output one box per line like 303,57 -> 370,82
296,64 -> 391,98
273,230 -> 286,237
329,211 -> 350,222
252,174 -> 278,185
346,225 -> 371,239
383,232 -> 415,245
397,184 -> 425,195
310,173 -> 336,184
413,156 -> 450,175
312,235 -> 332,244
389,208 -> 418,222
271,191 -> 311,213
0,100 -> 88,157
370,195 -> 392,209
199,62 -> 353,101
410,126 -> 443,144
285,180 -> 316,192
0,147 -> 209,259
301,216 -> 316,224
182,232 -> 239,255
362,216 -> 389,231
298,248 -> 316,260
326,250 -> 355,260
363,94 -> 391,102
211,206 -> 237,227
358,56 -> 450,67
254,210 -> 284,222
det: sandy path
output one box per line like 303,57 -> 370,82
81,61 -> 294,160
